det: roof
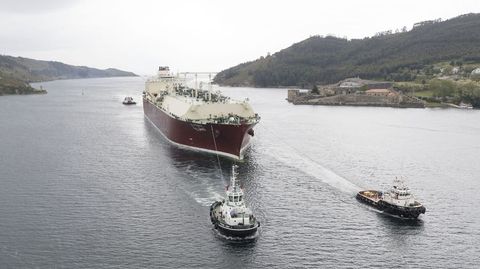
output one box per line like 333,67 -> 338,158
365,89 -> 391,93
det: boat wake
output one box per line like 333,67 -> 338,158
193,195 -> 222,207
261,141 -> 361,194
189,187 -> 224,207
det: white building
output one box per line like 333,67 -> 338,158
471,68 -> 480,75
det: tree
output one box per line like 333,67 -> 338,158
214,13 -> 480,87
443,66 -> 453,75
311,84 -> 319,94
428,79 -> 455,101
459,82 -> 480,107
359,85 -> 369,92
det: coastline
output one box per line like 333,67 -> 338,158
0,88 -> 47,96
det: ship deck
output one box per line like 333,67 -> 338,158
145,97 -> 258,125
212,202 -> 223,223
173,94 -> 237,105
358,190 -> 382,203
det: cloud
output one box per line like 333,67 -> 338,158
0,0 -> 81,14
1,0 -> 480,74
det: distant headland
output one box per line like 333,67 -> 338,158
0,54 -> 137,96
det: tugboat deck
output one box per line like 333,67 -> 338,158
358,190 -> 382,203
212,202 -> 223,223
356,185 -> 426,219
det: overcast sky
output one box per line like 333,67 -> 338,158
1,0 -> 479,75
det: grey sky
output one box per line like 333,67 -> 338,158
1,0 -> 479,75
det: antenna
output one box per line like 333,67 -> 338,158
195,73 -> 198,90
231,164 -> 240,192
208,73 -> 213,101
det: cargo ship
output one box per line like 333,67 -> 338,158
356,178 -> 426,219
143,67 -> 260,160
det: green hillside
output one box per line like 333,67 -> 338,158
0,54 -> 137,95
0,72 -> 46,95
0,55 -> 137,83
214,13 -> 480,87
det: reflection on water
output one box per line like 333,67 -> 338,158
378,213 -> 426,253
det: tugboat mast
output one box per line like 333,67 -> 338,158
230,165 -> 240,192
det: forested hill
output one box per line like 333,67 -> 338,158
214,13 -> 480,87
0,55 -> 137,83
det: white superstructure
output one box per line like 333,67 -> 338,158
144,67 -> 259,125
221,166 -> 255,227
382,178 -> 418,207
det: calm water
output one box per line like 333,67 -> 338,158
1,77 -> 479,268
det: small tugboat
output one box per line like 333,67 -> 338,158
122,96 -> 136,105
357,178 -> 426,219
210,165 -> 260,238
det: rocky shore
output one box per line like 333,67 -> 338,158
288,90 -> 425,108
0,75 -> 47,96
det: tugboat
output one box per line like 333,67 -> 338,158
356,178 -> 426,219
123,96 -> 136,105
210,165 -> 260,238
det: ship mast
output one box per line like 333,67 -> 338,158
230,165 -> 240,192
195,73 -> 198,98
208,73 -> 213,101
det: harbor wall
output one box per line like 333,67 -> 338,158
289,92 -> 425,108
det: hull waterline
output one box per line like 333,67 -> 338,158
210,201 -> 259,238
143,98 -> 256,160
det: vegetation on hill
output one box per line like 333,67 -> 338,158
0,72 -> 46,95
0,54 -> 137,95
214,13 -> 480,88
0,55 -> 137,83
395,79 -> 480,107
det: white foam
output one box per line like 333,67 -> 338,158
262,144 -> 361,194
189,186 -> 224,206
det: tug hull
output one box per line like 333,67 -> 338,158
210,201 -> 259,238
356,190 -> 426,219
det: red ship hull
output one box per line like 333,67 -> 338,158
143,98 -> 257,160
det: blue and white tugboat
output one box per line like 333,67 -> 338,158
357,178 -> 426,219
210,165 -> 260,238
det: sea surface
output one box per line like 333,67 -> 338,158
1,77 -> 479,268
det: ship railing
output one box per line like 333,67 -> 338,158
409,201 -> 423,207
181,114 -> 258,125
219,218 -> 258,229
